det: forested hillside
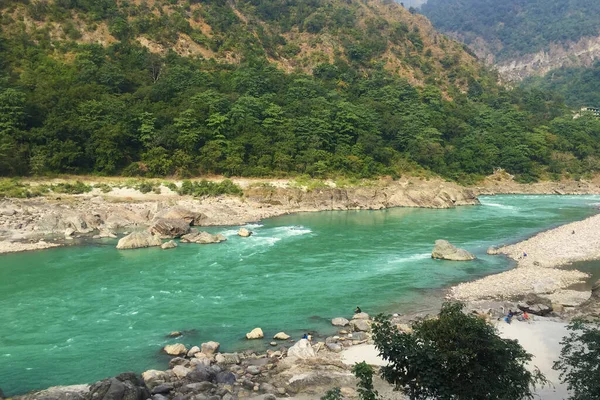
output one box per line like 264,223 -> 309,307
420,0 -> 600,62
0,0 -> 599,183
524,62 -> 600,109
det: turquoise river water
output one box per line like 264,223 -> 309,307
1,195 -> 600,395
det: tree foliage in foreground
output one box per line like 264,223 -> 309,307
553,319 -> 600,400
371,303 -> 546,400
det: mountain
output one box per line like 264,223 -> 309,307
0,0 -> 599,182
420,0 -> 600,81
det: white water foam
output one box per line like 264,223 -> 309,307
387,253 -> 431,264
479,200 -> 517,210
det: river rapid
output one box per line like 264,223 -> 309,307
1,195 -> 599,395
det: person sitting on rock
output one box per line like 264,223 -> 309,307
355,306 -> 362,314
302,333 -> 309,340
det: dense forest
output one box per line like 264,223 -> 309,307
523,61 -> 600,109
420,0 -> 600,61
0,0 -> 600,183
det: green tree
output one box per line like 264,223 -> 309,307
372,303 -> 546,400
553,319 -> 600,400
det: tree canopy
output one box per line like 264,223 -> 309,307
371,303 -> 546,400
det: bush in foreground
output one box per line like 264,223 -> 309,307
371,303 -> 546,400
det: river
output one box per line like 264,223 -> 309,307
1,195 -> 599,395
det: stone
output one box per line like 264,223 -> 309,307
331,317 -> 349,326
246,366 -> 261,375
187,366 -> 214,383
15,385 -> 89,400
273,332 -> 290,340
152,383 -> 174,395
187,346 -> 200,357
201,341 -> 220,356
215,371 -> 237,385
159,207 -> 207,226
349,332 -> 368,341
161,240 -> 178,250
163,343 -> 187,356
552,303 -> 565,313
87,373 -> 149,400
182,382 -> 215,393
259,383 -> 277,394
238,228 -> 252,237
350,319 -> 371,332
142,370 -> 170,386
168,331 -> 182,338
116,231 -> 162,250
352,312 -> 370,320
1,208 -> 16,216
431,239 -> 476,261
98,229 -> 117,238
152,395 -> 168,400
181,230 -> 227,244
214,353 -> 240,365
173,365 -> 191,379
64,228 -> 75,237
286,338 -> 316,359
592,279 -> 600,298
190,358 -> 211,368
326,343 -> 342,352
246,327 -> 264,340
150,218 -> 191,239
168,357 -> 189,369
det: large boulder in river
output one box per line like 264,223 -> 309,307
161,240 -> 177,250
350,319 -> 371,332
15,385 -> 89,400
149,218 -> 191,239
238,228 -> 252,237
246,328 -> 264,340
331,317 -> 349,327
116,231 -> 162,250
431,240 -> 476,261
181,230 -> 227,244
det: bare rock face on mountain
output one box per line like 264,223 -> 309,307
116,231 -> 162,250
431,240 -> 476,261
149,218 -> 191,238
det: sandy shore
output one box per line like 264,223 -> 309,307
340,318 -> 570,400
450,213 -> 600,302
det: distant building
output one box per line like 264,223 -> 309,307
573,106 -> 600,119
581,106 -> 600,117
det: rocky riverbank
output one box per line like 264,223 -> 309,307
450,212 -> 600,308
12,313 -> 391,400
0,177 -> 478,254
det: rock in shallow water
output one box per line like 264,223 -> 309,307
181,230 -> 227,244
150,218 -> 191,239
238,228 -> 252,237
116,231 -> 162,250
246,327 -> 264,339
331,317 -> 349,326
163,343 -> 187,356
431,239 -> 476,261
161,240 -> 178,250
273,331 -> 290,340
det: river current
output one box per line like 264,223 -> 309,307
1,195 -> 600,395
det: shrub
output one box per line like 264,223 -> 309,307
51,181 -> 93,194
177,179 -> 243,197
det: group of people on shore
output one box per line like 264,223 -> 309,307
503,309 -> 530,324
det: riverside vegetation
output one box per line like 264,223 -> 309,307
0,0 -> 600,184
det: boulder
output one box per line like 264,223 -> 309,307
431,240 -> 476,261
151,383 -> 174,395
350,319 -> 371,332
286,339 -> 316,359
349,332 -> 368,341
1,208 -> 16,216
172,365 -> 191,379
326,343 -> 342,353
168,331 -> 182,338
87,373 -> 149,400
214,353 -> 240,365
352,312 -> 370,320
168,357 -> 189,369
238,228 -> 252,237
142,370 -> 170,388
64,228 -> 75,237
187,366 -> 214,383
592,279 -> 600,298
331,317 -> 349,327
187,346 -> 200,357
163,343 -> 187,356
246,327 -> 264,340
273,332 -> 290,340
14,385 -> 89,400
159,207 -> 207,226
116,231 -> 162,250
201,341 -> 220,356
98,229 -> 117,239
246,366 -> 261,375
215,372 -> 236,385
161,240 -> 178,250
150,219 -> 191,239
181,230 -> 227,244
